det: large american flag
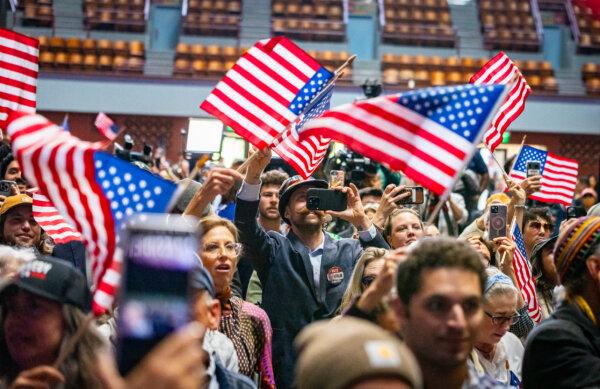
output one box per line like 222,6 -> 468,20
508,145 -> 578,206
511,223 -> 542,323
272,82 -> 334,178
32,193 -> 82,244
95,112 -> 119,141
0,29 -> 38,130
298,84 -> 508,195
7,112 -> 179,315
200,37 -> 333,150
470,52 -> 531,152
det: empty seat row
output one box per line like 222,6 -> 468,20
39,52 -> 143,73
384,9 -> 452,26
20,1 -> 53,28
272,2 -> 342,19
182,13 -> 240,37
173,59 -> 235,77
272,18 -> 345,42
383,0 -> 448,8
478,0 -> 541,52
83,0 -> 145,32
39,36 -> 144,57
382,25 -> 455,47
573,2 -> 600,54
187,0 -> 241,14
582,63 -> 600,80
175,44 -> 243,62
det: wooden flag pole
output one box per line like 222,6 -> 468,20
53,313 -> 95,368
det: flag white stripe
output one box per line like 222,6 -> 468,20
215,83 -> 287,133
0,99 -> 35,112
0,50 -> 38,71
546,155 -> 578,168
0,82 -> 36,101
248,47 -> 305,89
272,44 -> 315,79
235,58 -> 297,103
0,67 -> 37,87
205,94 -> 274,145
0,36 -> 39,56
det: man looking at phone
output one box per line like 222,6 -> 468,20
235,148 -> 389,388
523,208 -> 553,259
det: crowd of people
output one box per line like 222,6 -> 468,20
0,135 -> 599,389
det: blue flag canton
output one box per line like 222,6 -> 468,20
296,84 -> 333,131
513,225 -> 528,259
289,67 -> 333,115
93,152 -> 177,228
396,84 -> 505,143
514,145 -> 548,173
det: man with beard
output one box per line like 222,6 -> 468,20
523,208 -> 553,259
0,194 -> 41,249
235,148 -> 389,388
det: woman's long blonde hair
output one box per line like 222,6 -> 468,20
339,247 -> 388,312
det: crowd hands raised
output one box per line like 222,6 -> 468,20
0,141 -> 599,389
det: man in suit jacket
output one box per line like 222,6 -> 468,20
235,149 -> 389,388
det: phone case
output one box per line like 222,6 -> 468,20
488,205 -> 508,240
306,188 -> 347,211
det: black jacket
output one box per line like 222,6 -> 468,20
235,198 -> 389,388
522,301 -> 600,389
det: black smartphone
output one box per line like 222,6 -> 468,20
117,213 -> 199,375
306,188 -> 348,211
526,161 -> 541,177
397,186 -> 425,205
0,180 -> 15,197
567,206 -> 586,219
488,204 -> 508,240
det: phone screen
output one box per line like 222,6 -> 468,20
117,215 -> 199,375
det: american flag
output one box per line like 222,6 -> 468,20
470,52 -> 531,152
7,112 -> 179,315
298,84 -> 508,195
508,145 -> 578,206
0,29 -> 38,131
32,193 -> 82,244
200,37 -> 333,150
511,223 -> 542,323
272,82 -> 334,178
95,112 -> 119,141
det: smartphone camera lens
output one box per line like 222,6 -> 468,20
491,206 -> 498,213
307,197 -> 319,208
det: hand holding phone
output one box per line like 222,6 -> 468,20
526,161 -> 541,178
396,186 -> 425,205
488,204 -> 508,240
567,206 -> 586,219
0,180 -> 17,197
307,188 -> 347,211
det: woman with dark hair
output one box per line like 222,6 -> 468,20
0,256 -> 103,388
198,215 -> 275,388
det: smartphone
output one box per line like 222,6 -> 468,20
0,180 -> 15,197
117,213 -> 200,375
526,161 -> 541,177
567,206 -> 586,219
488,204 -> 508,240
397,186 -> 425,205
306,188 -> 348,211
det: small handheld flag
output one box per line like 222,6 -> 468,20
95,112 -> 119,141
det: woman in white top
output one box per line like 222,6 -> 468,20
472,268 -> 524,387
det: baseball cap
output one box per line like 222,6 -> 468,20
0,194 -> 32,216
278,175 -> 328,224
0,256 -> 91,312
295,317 -> 422,389
189,263 -> 216,298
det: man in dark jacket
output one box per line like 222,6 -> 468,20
522,216 -> 600,389
235,149 -> 389,388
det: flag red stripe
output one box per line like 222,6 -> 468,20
231,63 -> 291,107
0,45 -> 39,64
0,90 -> 36,108
0,29 -> 39,48
267,46 -> 313,83
0,59 -> 38,79
278,37 -> 321,72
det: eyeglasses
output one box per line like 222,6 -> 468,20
484,311 -> 521,326
528,221 -> 553,233
361,275 -> 376,288
202,242 -> 242,257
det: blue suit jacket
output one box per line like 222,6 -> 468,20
235,198 -> 389,388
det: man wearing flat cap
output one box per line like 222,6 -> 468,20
522,216 -> 600,388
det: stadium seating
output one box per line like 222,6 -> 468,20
83,0 -> 146,32
382,0 -> 455,47
19,0 -> 53,27
478,0 -> 541,51
582,63 -> 600,95
182,0 -> 241,37
39,36 -> 145,73
571,1 -> 600,54
271,0 -> 345,42
173,43 -> 241,77
381,54 -> 557,93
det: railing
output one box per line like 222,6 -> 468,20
565,0 -> 580,43
530,0 -> 545,43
